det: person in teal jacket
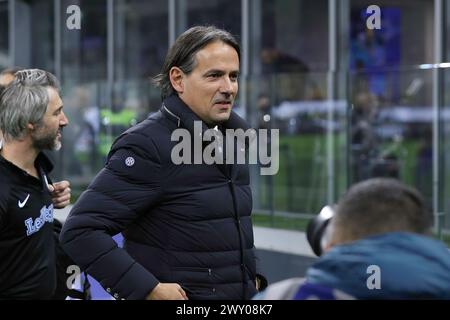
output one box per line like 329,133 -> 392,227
256,178 -> 450,299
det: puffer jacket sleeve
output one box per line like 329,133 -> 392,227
60,132 -> 163,300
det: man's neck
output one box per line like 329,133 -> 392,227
0,138 -> 40,177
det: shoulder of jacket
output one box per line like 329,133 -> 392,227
109,115 -> 172,159
128,113 -> 172,141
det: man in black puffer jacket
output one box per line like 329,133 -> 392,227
60,26 -> 267,300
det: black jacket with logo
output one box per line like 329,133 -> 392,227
0,152 -> 56,299
60,95 -> 263,300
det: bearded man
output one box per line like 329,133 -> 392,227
0,69 -> 70,299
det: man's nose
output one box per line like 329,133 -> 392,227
220,77 -> 235,95
60,111 -> 69,126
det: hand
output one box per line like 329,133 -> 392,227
146,283 -> 188,300
255,275 -> 267,292
48,180 -> 71,209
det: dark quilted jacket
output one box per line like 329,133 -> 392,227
60,95 -> 261,300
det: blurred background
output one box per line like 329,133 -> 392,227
2,0 -> 450,286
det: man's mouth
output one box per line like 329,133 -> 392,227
214,100 -> 232,108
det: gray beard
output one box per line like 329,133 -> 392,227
32,133 -> 59,151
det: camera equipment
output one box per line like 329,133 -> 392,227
306,205 -> 334,256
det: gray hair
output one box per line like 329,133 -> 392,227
153,25 -> 240,100
331,178 -> 433,244
0,69 -> 60,141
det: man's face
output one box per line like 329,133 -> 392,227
31,87 -> 68,151
176,41 -> 240,125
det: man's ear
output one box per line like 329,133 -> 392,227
169,67 -> 184,94
322,240 -> 335,253
27,123 -> 35,132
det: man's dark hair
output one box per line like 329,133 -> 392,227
332,178 -> 433,243
153,25 -> 240,100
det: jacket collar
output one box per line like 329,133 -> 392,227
161,94 -> 252,137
